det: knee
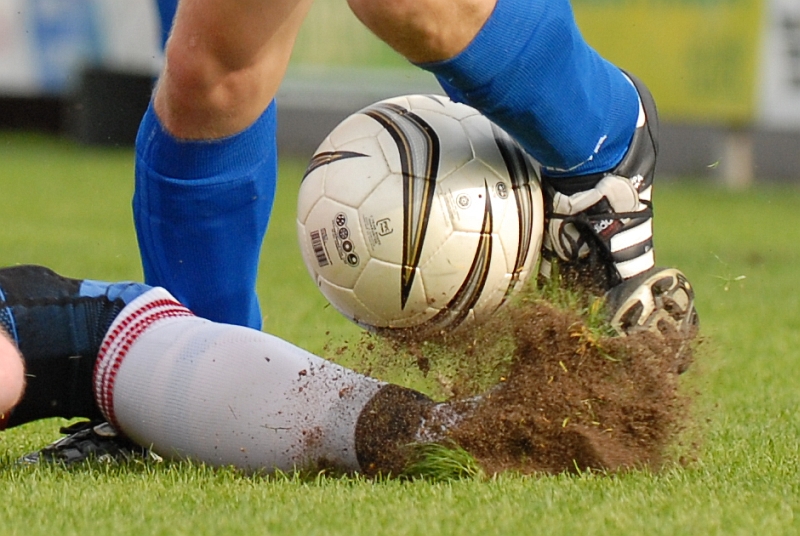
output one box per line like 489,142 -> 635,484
159,41 -> 254,117
154,38 -> 274,138
0,335 -> 24,416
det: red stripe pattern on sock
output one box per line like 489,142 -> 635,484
94,295 -> 193,428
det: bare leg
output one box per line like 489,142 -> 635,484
155,0 -> 314,138
135,0 -> 314,327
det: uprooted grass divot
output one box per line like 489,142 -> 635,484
338,282 -> 699,478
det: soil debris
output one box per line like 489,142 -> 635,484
345,291 -> 698,476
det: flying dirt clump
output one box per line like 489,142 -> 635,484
446,300 -> 695,475
346,293 -> 698,476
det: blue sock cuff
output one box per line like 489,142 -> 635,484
136,101 -> 277,180
417,0 -> 639,175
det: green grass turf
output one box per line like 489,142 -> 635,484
0,132 -> 798,535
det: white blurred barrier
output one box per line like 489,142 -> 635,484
760,0 -> 800,130
0,0 -> 161,96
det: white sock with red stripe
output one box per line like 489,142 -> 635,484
93,287 -> 385,472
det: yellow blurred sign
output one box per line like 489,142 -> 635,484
573,0 -> 764,124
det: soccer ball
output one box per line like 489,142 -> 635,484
296,94 -> 544,334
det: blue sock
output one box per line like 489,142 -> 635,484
134,102 -> 277,329
417,0 -> 639,178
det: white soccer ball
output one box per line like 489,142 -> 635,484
297,94 -> 544,334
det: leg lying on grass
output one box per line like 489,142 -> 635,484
93,285 -> 454,474
0,265 -> 452,474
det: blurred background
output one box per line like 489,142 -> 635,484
1,0 -> 799,186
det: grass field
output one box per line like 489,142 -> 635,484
0,132 -> 798,535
